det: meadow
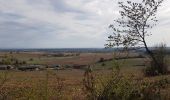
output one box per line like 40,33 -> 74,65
0,51 -> 169,100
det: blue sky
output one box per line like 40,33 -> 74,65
0,0 -> 170,48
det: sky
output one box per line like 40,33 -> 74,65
0,0 -> 170,48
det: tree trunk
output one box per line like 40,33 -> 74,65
143,40 -> 161,74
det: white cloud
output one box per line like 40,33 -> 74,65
0,0 -> 169,48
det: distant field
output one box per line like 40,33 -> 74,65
0,51 -> 142,65
0,51 -> 170,76
0,52 -> 113,65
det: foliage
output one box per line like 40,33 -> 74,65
98,58 -> 104,63
83,66 -> 97,100
83,67 -> 170,100
83,52 -> 169,100
144,43 -> 168,76
106,0 -> 164,48
106,0 -> 165,76
0,56 -> 27,67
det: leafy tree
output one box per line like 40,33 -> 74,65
106,0 -> 165,74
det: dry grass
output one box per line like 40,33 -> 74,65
0,52 -> 169,99
0,68 -> 169,99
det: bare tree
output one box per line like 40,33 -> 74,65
106,0 -> 164,74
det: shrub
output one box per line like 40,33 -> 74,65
144,43 -> 168,76
83,66 -> 97,100
101,63 -> 105,66
98,58 -> 105,63
83,67 -> 170,100
29,58 -> 34,61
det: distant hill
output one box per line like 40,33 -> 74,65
0,48 -> 114,53
0,47 -> 169,53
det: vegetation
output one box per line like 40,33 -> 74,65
0,51 -> 168,99
0,0 -> 169,95
106,0 -> 166,76
83,65 -> 170,100
0,0 -> 169,99
0,70 -> 65,100
0,56 -> 27,67
144,43 -> 169,76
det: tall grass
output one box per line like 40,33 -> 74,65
0,70 -> 65,100
83,66 -> 170,100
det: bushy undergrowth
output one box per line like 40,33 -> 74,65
144,44 -> 169,76
83,67 -> 170,100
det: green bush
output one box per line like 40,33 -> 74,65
144,43 -> 168,76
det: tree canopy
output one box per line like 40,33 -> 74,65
106,0 -> 164,49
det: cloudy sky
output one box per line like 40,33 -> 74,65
0,0 -> 170,48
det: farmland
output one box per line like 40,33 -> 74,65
0,51 -> 169,99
